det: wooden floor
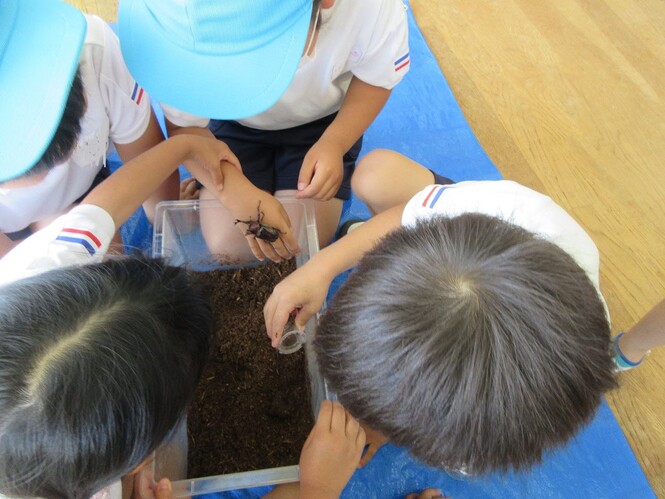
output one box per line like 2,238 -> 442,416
68,0 -> 665,495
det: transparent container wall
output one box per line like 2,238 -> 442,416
153,198 -> 318,272
152,197 -> 329,497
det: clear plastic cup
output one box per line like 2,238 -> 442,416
277,327 -> 306,355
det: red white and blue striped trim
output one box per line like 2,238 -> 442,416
394,52 -> 410,72
55,228 -> 102,256
421,184 -> 451,209
130,82 -> 145,105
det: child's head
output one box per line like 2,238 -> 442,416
18,69 -> 87,180
0,0 -> 86,182
119,0 -> 317,120
0,257 -> 211,499
314,214 -> 617,474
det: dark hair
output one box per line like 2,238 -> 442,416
0,257 -> 211,499
315,214 -> 617,474
24,68 -> 86,177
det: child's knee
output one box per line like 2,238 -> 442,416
352,149 -> 394,202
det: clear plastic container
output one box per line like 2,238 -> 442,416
151,197 -> 329,496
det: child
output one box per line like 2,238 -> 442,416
0,134 -> 361,499
612,299 -> 665,370
0,0 -> 178,258
119,0 -> 410,248
264,149 -> 618,474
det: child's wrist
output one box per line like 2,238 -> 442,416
216,168 -> 256,206
308,252 -> 340,283
169,134 -> 196,162
318,130 -> 350,155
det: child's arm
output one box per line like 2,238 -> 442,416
114,109 -> 176,223
616,299 -> 665,363
296,78 -> 391,201
165,119 -> 299,260
83,134 -> 234,228
164,118 -> 242,189
264,203 -> 404,346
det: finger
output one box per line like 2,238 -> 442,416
345,409 -> 360,437
180,177 -> 196,192
256,238 -> 282,263
298,170 -> 327,199
266,304 -> 293,347
315,180 -> 338,202
153,478 -> 174,499
307,400 -> 333,445
184,181 -> 198,196
330,401 -> 346,433
297,157 -> 316,193
270,236 -> 294,260
244,235 -> 265,262
279,229 -> 301,256
132,468 -> 153,499
317,399 -> 334,424
207,165 -> 225,191
263,295 -> 278,340
356,425 -> 366,449
294,306 -> 314,330
322,180 -> 341,201
221,150 -> 241,171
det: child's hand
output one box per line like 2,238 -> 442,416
179,177 -> 200,200
299,400 -> 366,499
358,424 -> 388,467
263,263 -> 330,347
229,188 -> 300,263
182,135 -> 241,191
131,466 -> 173,499
296,137 -> 344,201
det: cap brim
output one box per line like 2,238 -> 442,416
119,0 -> 311,120
0,0 -> 86,182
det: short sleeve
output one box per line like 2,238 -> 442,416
402,181 -> 604,305
351,0 -> 410,89
90,16 -> 152,145
0,204 -> 115,286
161,103 -> 210,129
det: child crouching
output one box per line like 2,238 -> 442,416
265,149 -> 618,474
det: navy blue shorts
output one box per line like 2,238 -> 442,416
209,113 -> 361,201
431,170 -> 455,186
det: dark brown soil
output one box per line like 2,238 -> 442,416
187,260 -> 314,478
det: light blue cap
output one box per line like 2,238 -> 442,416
0,0 -> 86,182
119,0 -> 312,120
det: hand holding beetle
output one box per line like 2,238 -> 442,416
230,191 -> 300,262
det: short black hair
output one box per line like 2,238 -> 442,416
315,214 -> 617,474
0,257 -> 211,499
24,68 -> 86,177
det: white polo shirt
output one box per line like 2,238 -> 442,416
0,15 -> 151,233
403,180 -> 606,307
238,0 -> 410,130
0,204 -> 114,286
